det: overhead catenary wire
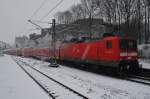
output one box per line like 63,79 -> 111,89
19,0 -> 48,35
19,0 -> 64,37
30,0 -> 48,19
27,0 -> 64,31
39,0 -> 64,21
26,0 -> 64,33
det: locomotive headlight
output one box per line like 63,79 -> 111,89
120,52 -> 127,56
128,52 -> 137,56
120,52 -> 137,56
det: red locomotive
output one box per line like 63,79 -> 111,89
5,33 -> 141,75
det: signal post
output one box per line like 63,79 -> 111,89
48,19 -> 59,67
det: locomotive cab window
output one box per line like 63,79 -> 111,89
120,39 -> 137,50
106,41 -> 112,49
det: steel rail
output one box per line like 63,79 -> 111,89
125,75 -> 150,86
12,57 -> 55,99
13,57 -> 89,99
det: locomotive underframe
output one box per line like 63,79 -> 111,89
60,57 -> 140,73
118,60 -> 141,73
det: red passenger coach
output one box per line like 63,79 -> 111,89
32,48 -> 51,58
23,48 -> 33,57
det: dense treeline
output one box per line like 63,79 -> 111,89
54,0 -> 150,44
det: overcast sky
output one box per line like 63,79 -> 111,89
0,0 -> 80,44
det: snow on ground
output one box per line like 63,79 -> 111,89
15,58 -> 83,99
141,62 -> 150,69
139,59 -> 150,69
0,55 -> 49,99
16,56 -> 150,99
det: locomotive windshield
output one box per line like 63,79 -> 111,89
120,39 -> 137,50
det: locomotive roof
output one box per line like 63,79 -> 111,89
104,36 -> 136,41
62,35 -> 136,44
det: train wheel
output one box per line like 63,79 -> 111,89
129,65 -> 141,74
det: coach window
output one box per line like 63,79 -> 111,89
106,41 -> 112,49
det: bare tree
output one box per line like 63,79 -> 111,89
71,4 -> 87,21
145,0 -> 150,43
53,0 -> 150,43
63,11 -> 73,24
120,0 -> 136,28
81,0 -> 100,38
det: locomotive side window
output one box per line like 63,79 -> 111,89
106,41 -> 112,49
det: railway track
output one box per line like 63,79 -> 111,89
60,61 -> 150,86
12,56 -> 150,98
125,75 -> 150,86
12,57 -> 88,99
